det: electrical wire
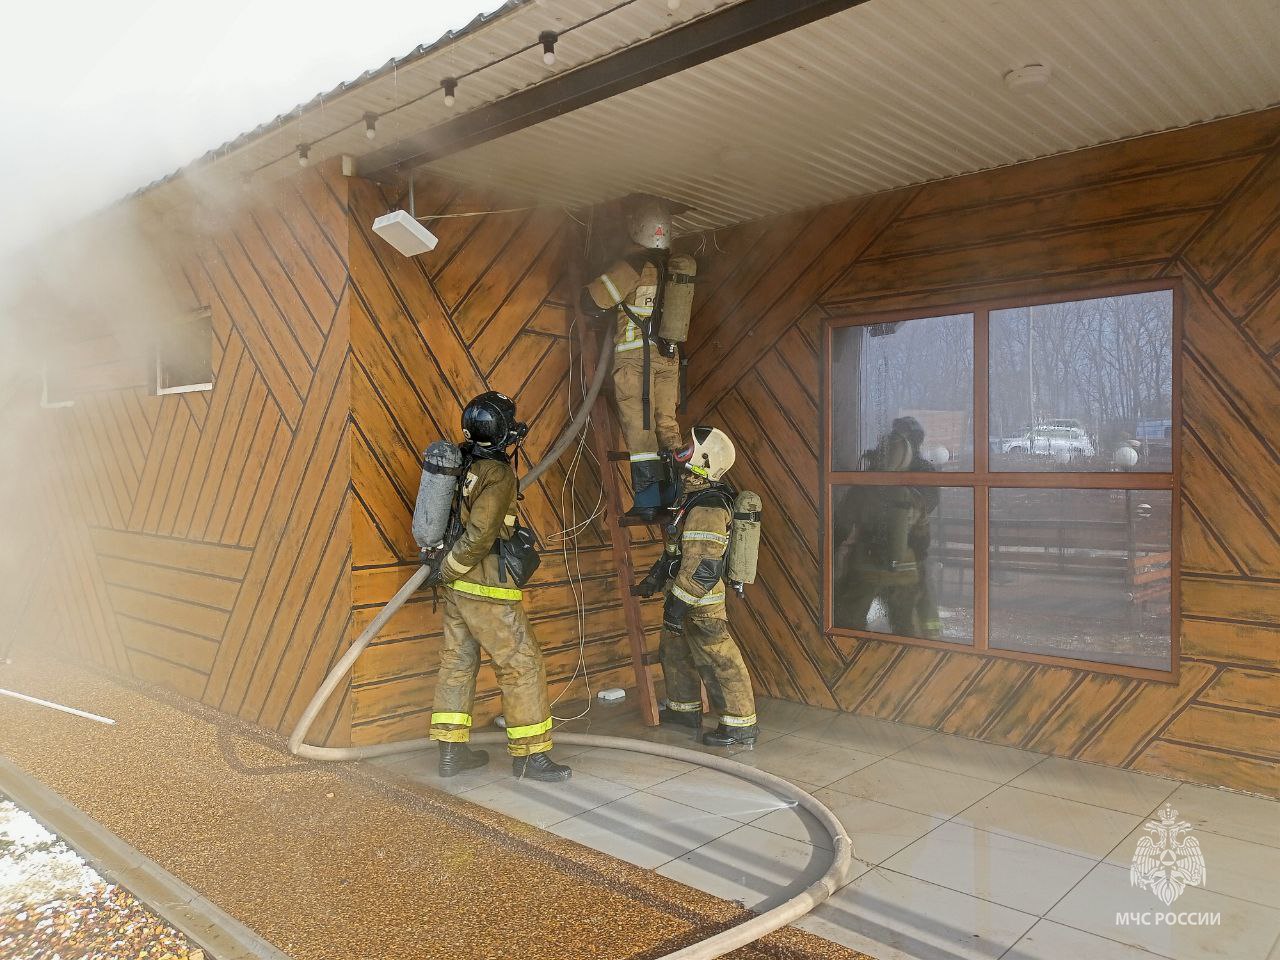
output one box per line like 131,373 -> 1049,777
548,311 -> 606,721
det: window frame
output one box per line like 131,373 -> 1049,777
822,278 -> 1182,683
154,308 -> 214,397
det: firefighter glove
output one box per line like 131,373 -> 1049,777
662,592 -> 692,633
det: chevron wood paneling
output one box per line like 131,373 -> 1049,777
21,162 -> 357,746
684,107 -> 1280,796
345,175 -> 660,739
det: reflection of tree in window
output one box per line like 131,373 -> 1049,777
991,291 -> 1172,471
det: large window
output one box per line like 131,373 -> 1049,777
825,283 -> 1179,679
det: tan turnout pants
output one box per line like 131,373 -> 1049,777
430,590 -> 553,756
612,351 -> 682,455
659,614 -> 757,725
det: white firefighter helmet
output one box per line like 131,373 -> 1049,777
626,194 -> 672,250
676,425 -> 736,481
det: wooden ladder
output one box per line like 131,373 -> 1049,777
573,316 -> 662,727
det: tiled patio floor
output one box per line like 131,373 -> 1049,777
369,696 -> 1280,960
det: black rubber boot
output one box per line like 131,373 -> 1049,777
625,460 -> 665,522
659,707 -> 703,729
513,752 -> 572,783
701,724 -> 759,747
438,742 -> 489,778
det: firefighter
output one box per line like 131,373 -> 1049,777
425,391 -> 571,783
834,418 -> 936,637
636,425 -> 758,746
582,195 -> 684,521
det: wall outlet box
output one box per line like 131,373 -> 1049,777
372,210 -> 438,257
597,688 -> 626,702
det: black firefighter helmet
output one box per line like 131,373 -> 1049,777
461,391 -> 528,452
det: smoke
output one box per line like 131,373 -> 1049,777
0,1 -> 500,664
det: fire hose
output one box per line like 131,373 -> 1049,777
287,331 -> 855,960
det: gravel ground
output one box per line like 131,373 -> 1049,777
0,655 -> 867,960
2,795 -> 201,960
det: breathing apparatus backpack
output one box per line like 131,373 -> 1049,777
637,484 -> 761,599
413,440 -> 465,552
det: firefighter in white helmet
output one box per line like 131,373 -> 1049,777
635,425 -> 758,746
582,195 -> 693,521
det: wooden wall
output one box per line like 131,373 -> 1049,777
343,175 -> 661,743
684,107 -> 1280,796
15,163 -> 357,746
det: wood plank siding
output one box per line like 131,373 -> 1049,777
683,107 -> 1280,797
344,177 -> 661,741
14,107 -> 1277,797
14,162 -> 357,746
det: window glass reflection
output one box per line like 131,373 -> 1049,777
831,314 -> 974,472
990,291 -> 1173,472
832,485 -> 973,643
989,488 -> 1172,670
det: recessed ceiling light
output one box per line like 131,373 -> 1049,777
1004,63 -> 1052,92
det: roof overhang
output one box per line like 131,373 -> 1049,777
138,0 -> 1280,236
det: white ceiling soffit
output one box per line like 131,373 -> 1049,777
141,0 -> 739,202
425,0 -> 1280,235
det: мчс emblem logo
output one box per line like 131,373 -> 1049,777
1130,805 -> 1207,906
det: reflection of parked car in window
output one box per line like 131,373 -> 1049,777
1001,425 -> 1096,460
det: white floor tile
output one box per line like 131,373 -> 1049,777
791,713 -> 935,756
828,758 -> 999,818
754,696 -> 839,734
460,771 -> 633,829
548,791 -> 739,869
1005,919 -> 1174,960
565,747 -> 697,790
754,789 -> 944,864
1049,862 -> 1280,960
956,785 -> 1143,858
1103,822 -> 1280,910
727,734 -> 880,787
369,749 -> 510,795
655,823 -> 841,912
646,767 -> 811,824
1009,756 -> 1179,816
883,821 -> 1097,916
795,867 -> 1036,960
1158,784 -> 1280,848
893,733 -> 1045,783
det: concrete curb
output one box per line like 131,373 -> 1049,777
0,756 -> 293,960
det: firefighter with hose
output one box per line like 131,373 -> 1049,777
422,391 -> 572,783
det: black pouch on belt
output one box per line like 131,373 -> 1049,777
497,522 -> 542,588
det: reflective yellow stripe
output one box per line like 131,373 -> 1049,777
670,584 -> 700,605
625,303 -> 653,316
441,554 -> 470,580
682,531 -> 728,544
430,712 -> 472,727
448,579 -> 523,601
601,273 -> 622,303
670,586 -> 725,606
506,716 -> 553,740
616,338 -> 646,353
688,464 -> 710,478
667,700 -> 702,712
630,452 -> 661,462
720,713 -> 757,727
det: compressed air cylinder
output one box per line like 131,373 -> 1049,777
656,254 -> 697,343
727,490 -> 762,586
586,258 -> 641,310
412,441 -> 463,550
